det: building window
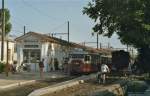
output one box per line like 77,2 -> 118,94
24,40 -> 38,42
23,49 -> 41,63
24,45 -> 39,48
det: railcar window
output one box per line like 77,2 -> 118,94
84,55 -> 91,61
70,54 -> 84,58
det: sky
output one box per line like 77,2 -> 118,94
1,0 -> 126,48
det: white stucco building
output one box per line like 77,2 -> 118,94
0,37 -> 15,64
15,32 -> 111,72
15,32 -> 71,72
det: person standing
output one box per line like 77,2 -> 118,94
49,58 -> 53,71
54,58 -> 59,70
39,59 -> 44,78
101,64 -> 110,84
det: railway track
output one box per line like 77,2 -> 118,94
0,76 -> 76,96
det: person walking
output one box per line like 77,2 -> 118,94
101,63 -> 110,84
39,59 -> 44,78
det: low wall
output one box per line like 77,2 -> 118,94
93,80 -> 128,96
28,74 -> 96,96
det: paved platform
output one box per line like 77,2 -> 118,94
0,71 -> 67,89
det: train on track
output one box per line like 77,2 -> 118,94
67,49 -> 111,74
67,49 -> 129,75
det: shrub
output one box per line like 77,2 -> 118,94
127,80 -> 148,92
0,62 -> 5,73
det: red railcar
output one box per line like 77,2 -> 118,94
68,51 -> 102,74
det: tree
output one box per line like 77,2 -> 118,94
0,8 -> 12,35
83,0 -> 150,73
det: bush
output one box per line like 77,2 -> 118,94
127,80 -> 148,92
0,62 -> 5,73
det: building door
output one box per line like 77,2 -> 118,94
23,49 -> 41,71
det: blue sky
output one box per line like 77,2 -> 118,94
2,0 -> 126,48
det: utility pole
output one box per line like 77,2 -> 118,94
24,26 -> 26,35
1,0 -> 5,61
108,42 -> 110,48
100,43 -> 102,49
6,40 -> 9,76
67,21 -> 69,43
127,44 -> 129,52
97,33 -> 99,49
50,21 -> 69,42
83,42 -> 85,46
67,21 -> 70,75
132,48 -> 134,59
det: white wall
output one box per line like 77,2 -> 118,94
41,42 -> 49,72
51,44 -> 69,70
16,42 -> 23,66
0,41 -> 15,64
15,34 -> 70,72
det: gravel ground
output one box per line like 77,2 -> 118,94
0,77 -> 75,96
42,78 -> 118,96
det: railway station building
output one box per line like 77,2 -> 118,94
15,32 -> 112,72
15,32 -> 90,72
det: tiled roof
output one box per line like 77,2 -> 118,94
15,31 -> 112,55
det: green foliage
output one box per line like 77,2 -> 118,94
0,62 -> 5,73
127,81 -> 148,92
83,0 -> 150,72
0,8 -> 12,35
83,0 -> 150,47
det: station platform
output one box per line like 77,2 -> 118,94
0,71 -> 67,89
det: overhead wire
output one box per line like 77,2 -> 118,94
10,0 -> 70,40
11,15 -> 42,33
10,2 -> 49,33
11,29 -> 24,35
49,21 -> 67,33
22,0 -> 62,22
15,0 -> 68,35
10,18 -> 25,36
